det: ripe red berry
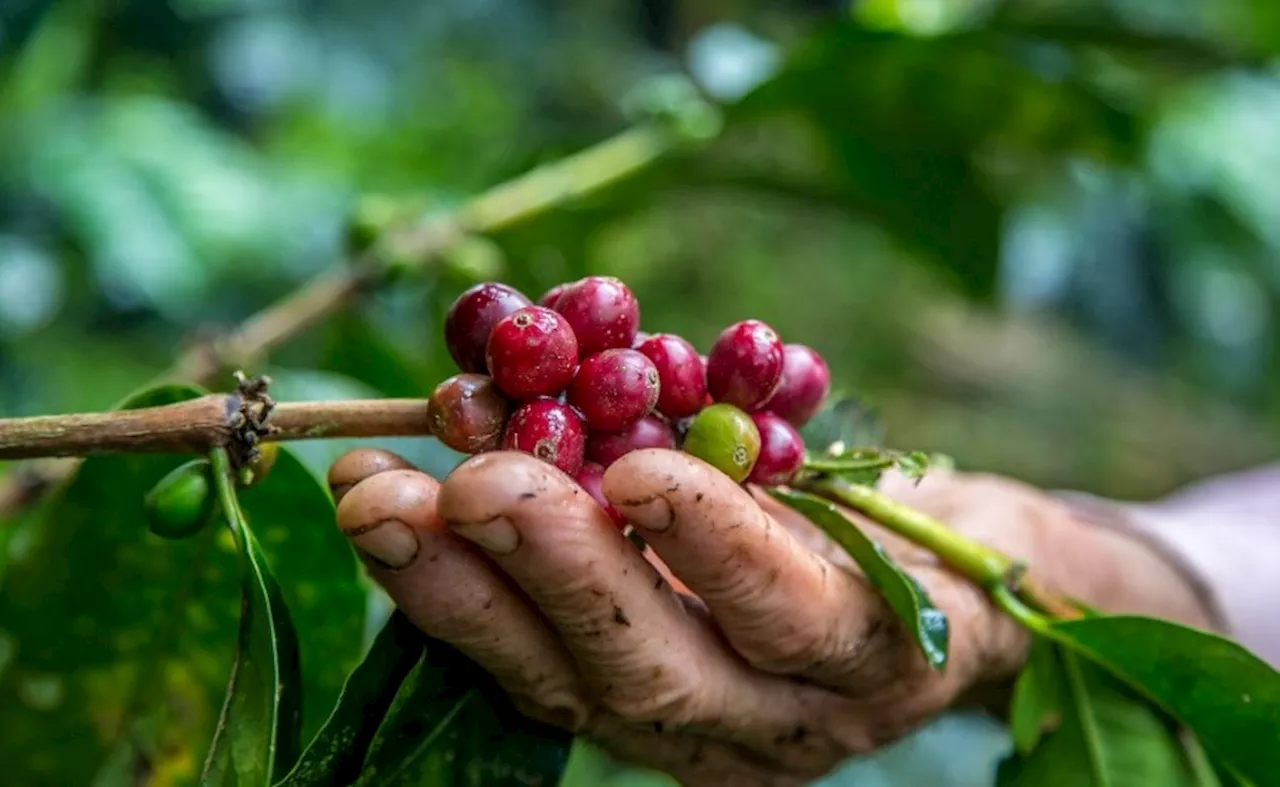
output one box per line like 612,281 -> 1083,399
567,349 -> 660,431
747,412 -> 805,486
486,306 -> 579,400
552,276 -> 640,358
537,283 -> 569,308
636,333 -> 706,419
763,344 -> 831,427
427,373 -> 508,454
575,461 -> 627,529
630,330 -> 652,349
503,399 -> 586,475
706,319 -> 785,411
444,282 -> 532,373
586,415 -> 676,468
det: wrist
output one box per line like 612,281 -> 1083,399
1058,494 -> 1219,631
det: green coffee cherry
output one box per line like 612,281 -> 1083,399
238,442 -> 280,488
145,460 -> 215,540
681,403 -> 761,483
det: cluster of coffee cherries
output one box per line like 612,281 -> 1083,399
426,277 -> 830,528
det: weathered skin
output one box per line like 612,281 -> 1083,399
329,448 -> 1213,786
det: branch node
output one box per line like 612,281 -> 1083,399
230,372 -> 277,469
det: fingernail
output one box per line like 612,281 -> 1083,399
451,516 -> 521,555
617,494 -> 674,532
343,519 -> 420,570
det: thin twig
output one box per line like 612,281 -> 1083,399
0,396 -> 433,461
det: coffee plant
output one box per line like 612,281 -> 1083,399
1,7 -> 1279,787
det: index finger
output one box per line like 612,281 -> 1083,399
603,449 -> 915,694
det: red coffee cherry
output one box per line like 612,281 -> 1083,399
575,461 -> 627,529
537,283 -> 569,308
636,333 -> 706,419
568,349 -> 660,431
502,399 -> 586,475
444,282 -> 531,373
763,344 -> 831,427
552,276 -> 640,358
706,319 -> 784,411
586,414 -> 676,468
427,373 -> 508,454
486,306 -> 579,400
747,412 -> 805,486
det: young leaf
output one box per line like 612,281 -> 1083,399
0,384 -> 251,787
998,646 -> 1194,786
799,395 -> 886,456
767,488 -> 949,669
276,612 -> 425,787
894,451 -> 931,484
202,448 -> 304,786
1043,616 -> 1280,786
1007,636 -> 1064,755
355,638 -> 573,786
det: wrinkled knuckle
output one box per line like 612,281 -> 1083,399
599,673 -> 706,725
737,619 -> 835,675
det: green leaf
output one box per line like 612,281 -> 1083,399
894,451 -> 931,484
998,646 -> 1193,786
1042,616 -> 1280,787
1007,636 -> 1064,755
799,396 -> 886,456
202,448 -> 303,786
356,638 -> 572,786
233,444 -> 369,744
728,20 -> 1142,297
767,488 -> 949,669
276,612 -> 425,787
0,383 -> 248,787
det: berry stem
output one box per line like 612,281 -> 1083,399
799,477 -> 1083,621
801,456 -> 897,474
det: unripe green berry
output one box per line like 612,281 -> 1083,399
681,403 -> 761,483
238,442 -> 280,488
145,460 -> 216,539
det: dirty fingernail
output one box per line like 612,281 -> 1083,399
617,494 -> 674,533
451,516 -> 521,555
343,519 -> 420,570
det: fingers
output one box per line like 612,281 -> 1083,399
332,454 -> 590,728
327,448 -> 416,504
603,449 -> 911,695
435,452 -> 838,765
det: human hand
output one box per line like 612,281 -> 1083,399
328,448 -> 1213,786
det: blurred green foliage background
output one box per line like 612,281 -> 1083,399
1,0 -> 1279,783
4,0 -> 1279,502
